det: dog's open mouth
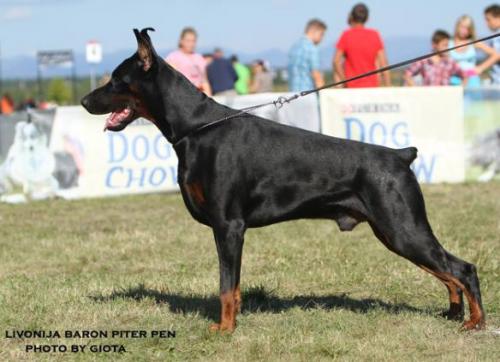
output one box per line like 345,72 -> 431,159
104,107 -> 135,131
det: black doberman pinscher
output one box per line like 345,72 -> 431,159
81,28 -> 485,332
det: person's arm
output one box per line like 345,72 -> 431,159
474,41 -> 499,75
333,49 -> 345,83
310,47 -> 324,88
201,81 -> 212,96
403,61 -> 423,86
229,61 -> 238,83
200,58 -> 212,96
250,72 -> 266,93
404,70 -> 415,86
311,70 -> 324,88
249,76 -> 259,93
246,72 -> 251,90
452,61 -> 469,87
376,49 -> 391,86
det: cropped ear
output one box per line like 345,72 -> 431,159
133,27 -> 157,71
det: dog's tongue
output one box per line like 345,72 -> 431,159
104,108 -> 131,131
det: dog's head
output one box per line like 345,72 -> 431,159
81,28 -> 161,131
14,121 -> 47,153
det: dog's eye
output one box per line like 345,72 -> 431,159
122,75 -> 131,84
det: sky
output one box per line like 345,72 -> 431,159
0,0 -> 497,58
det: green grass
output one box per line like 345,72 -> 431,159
0,182 -> 499,361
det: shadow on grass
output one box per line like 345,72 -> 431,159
90,284 -> 431,322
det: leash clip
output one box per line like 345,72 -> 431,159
273,96 -> 288,109
273,94 -> 300,109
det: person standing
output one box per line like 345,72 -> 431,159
484,5 -> 500,85
231,55 -> 251,95
288,19 -> 327,92
404,30 -> 467,86
207,48 -> 238,96
333,3 -> 390,88
449,15 -> 497,88
250,60 -> 274,93
165,27 -> 212,95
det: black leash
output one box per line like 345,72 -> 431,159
173,32 -> 500,146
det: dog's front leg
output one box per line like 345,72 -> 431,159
210,219 -> 246,333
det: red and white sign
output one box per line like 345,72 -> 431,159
86,41 -> 102,64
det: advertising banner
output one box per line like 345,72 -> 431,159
49,107 -> 179,199
464,88 -> 500,182
1,87 -> 497,202
215,92 -> 320,132
320,87 -> 465,183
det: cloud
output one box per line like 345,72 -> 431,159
2,6 -> 32,21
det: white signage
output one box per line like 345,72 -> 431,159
50,107 -> 179,198
215,92 -> 321,133
86,41 -> 102,64
320,87 -> 465,183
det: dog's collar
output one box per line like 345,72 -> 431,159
171,95 -> 299,147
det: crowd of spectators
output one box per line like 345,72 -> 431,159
164,3 -> 500,98
288,3 -> 500,90
1,3 -> 499,115
164,27 -> 274,97
0,93 -> 39,115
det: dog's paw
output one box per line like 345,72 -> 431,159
461,318 -> 486,331
440,309 -> 464,322
209,323 -> 235,333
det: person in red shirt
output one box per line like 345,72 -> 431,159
333,3 -> 391,88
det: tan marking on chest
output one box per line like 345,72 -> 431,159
185,182 -> 205,205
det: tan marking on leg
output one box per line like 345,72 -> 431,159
445,281 -> 461,305
419,265 -> 484,330
209,290 -> 236,333
234,284 -> 242,314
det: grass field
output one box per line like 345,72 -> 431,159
0,182 -> 499,361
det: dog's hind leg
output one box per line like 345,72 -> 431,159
364,174 -> 484,330
369,219 -> 484,330
210,219 -> 246,333
369,220 -> 465,321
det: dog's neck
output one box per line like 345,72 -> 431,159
149,60 -> 237,144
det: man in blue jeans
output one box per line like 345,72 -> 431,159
288,19 -> 327,92
207,48 -> 239,96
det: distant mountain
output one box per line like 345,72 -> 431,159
1,36 -> 429,79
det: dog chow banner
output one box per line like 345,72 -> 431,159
0,107 -> 179,203
320,87 -> 465,183
49,106 -> 179,198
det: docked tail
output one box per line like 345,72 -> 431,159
396,147 -> 418,166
